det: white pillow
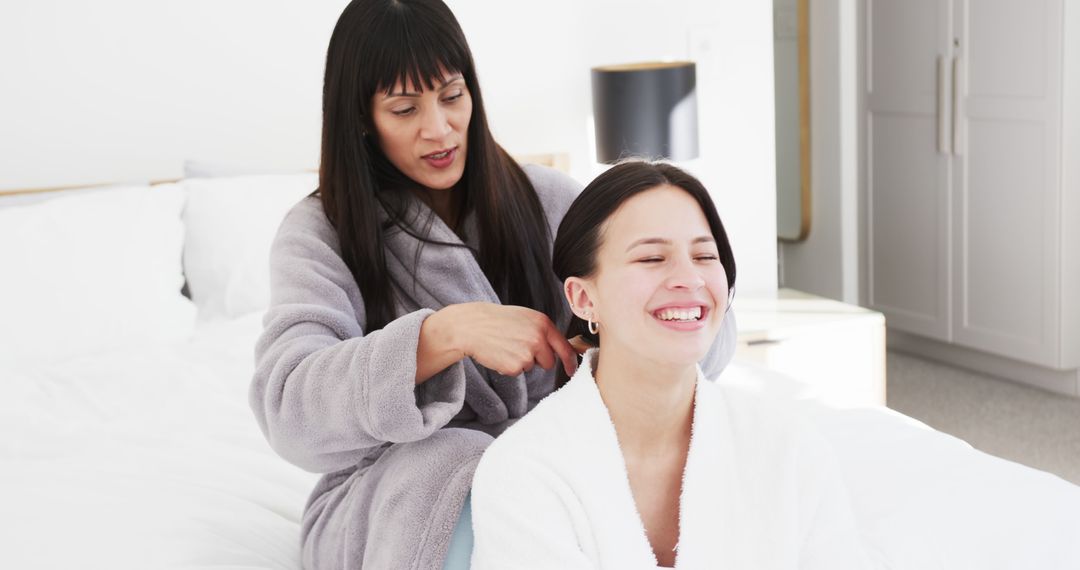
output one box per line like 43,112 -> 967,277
181,173 -> 318,321
0,184 -> 196,366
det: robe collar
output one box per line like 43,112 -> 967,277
566,349 -> 738,568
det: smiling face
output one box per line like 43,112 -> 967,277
566,184 -> 730,366
371,69 -> 472,190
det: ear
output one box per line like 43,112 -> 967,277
563,277 -> 597,320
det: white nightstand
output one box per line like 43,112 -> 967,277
732,289 -> 887,408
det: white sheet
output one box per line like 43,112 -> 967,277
0,314 -> 319,569
2,314 -> 1079,569
722,362 -> 1080,569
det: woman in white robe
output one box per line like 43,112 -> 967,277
470,161 -> 873,569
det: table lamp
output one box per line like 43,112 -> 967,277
590,61 -> 699,163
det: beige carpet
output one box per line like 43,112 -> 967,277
885,350 -> 1080,486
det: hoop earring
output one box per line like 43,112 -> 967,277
588,317 -> 599,335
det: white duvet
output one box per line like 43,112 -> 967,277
0,314 -> 319,570
2,313 -> 1079,569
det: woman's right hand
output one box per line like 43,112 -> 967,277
422,302 -> 578,383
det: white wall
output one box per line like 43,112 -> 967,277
778,0 -> 860,303
0,0 -> 344,189
452,0 -> 779,294
1,0 -> 778,293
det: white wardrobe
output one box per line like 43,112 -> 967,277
862,0 -> 1079,391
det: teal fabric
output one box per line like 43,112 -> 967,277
443,493 -> 474,570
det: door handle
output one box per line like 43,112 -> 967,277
937,56 -> 950,155
952,55 -> 961,156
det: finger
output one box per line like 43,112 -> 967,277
549,332 -> 579,377
533,344 -> 556,371
567,335 -> 591,355
510,360 -> 534,377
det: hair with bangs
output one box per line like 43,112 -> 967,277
551,161 -> 737,387
319,0 -> 560,332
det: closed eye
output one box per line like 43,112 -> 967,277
392,107 -> 416,117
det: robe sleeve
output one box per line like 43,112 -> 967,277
796,426 -> 881,569
249,199 -> 467,473
470,449 -> 596,569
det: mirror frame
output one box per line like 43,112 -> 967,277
778,0 -> 811,243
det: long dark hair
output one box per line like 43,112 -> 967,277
319,0 -> 560,331
552,161 -> 737,386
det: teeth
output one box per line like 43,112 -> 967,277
656,307 -> 702,322
427,150 -> 450,159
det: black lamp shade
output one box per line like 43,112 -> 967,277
591,61 -> 699,163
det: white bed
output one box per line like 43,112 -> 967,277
2,174 -> 1079,569
2,313 -> 318,569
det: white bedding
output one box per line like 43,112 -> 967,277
720,364 -> 1080,569
3,313 -> 1079,569
1,314 -> 319,569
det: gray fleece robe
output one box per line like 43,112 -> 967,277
250,164 -> 738,570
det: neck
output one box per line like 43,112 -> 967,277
411,186 -> 459,230
592,344 -> 697,458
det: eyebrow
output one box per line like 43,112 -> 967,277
625,236 -> 716,252
383,76 -> 464,99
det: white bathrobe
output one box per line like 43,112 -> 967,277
470,349 -> 874,569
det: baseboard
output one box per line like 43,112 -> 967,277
888,330 -> 1080,398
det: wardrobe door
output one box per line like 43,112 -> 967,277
951,0 -> 1062,367
865,0 -> 954,341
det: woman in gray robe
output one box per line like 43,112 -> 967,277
249,1 -> 736,568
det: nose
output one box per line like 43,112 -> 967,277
665,255 -> 705,291
419,105 -> 452,141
